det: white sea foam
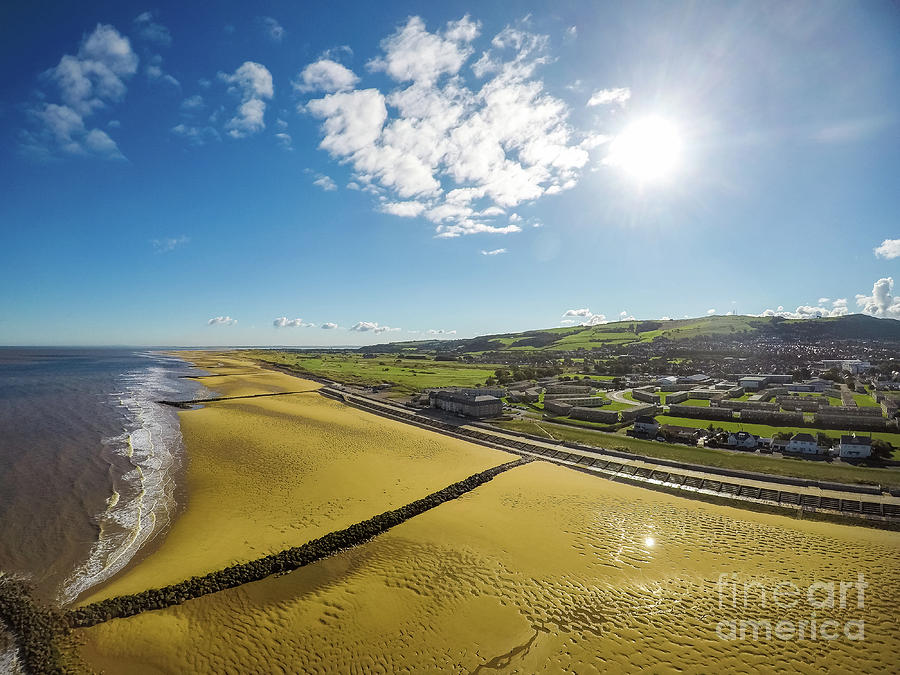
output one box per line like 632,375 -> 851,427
59,354 -> 206,605
0,642 -> 23,675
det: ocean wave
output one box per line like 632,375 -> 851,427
59,355 -> 206,605
0,640 -> 23,675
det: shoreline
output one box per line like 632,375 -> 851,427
63,351 -> 205,606
74,352 -> 515,605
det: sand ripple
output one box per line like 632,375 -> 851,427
74,461 -> 900,673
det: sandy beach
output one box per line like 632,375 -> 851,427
64,352 -> 900,673
73,459 -> 900,672
77,353 -> 514,605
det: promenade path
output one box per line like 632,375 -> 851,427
322,386 -> 900,524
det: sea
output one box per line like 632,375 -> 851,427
0,348 -> 210,613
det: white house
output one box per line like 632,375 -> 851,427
633,415 -> 660,436
838,435 -> 872,459
726,431 -> 759,449
785,432 -> 823,455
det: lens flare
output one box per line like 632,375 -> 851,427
606,116 -> 683,183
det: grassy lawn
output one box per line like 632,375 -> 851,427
853,393 -> 880,408
600,401 -> 633,411
491,418 -> 900,487
798,392 -> 843,406
656,415 -> 900,447
677,398 -> 710,407
247,351 -> 502,393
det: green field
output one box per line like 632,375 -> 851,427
797,392 -> 844,406
656,415 -> 900,448
599,401 -> 633,411
853,393 -> 880,408
491,419 -> 900,487
247,351 -> 503,393
675,398 -> 710,407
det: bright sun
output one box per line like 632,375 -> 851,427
607,116 -> 683,183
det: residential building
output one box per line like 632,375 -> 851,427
838,435 -> 872,459
726,431 -> 759,449
429,390 -> 502,418
785,432 -> 822,455
633,415 -> 659,436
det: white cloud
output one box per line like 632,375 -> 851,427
312,174 -> 337,191
145,54 -> 179,87
208,316 -> 237,325
275,132 -> 292,149
171,123 -> 219,146
259,16 -> 285,43
21,24 -> 137,160
295,59 -> 359,93
181,94 -> 204,110
151,235 -> 189,252
54,24 -> 139,115
306,88 -> 387,155
381,201 -> 426,217
707,308 -> 716,315
427,329 -> 457,335
480,248 -> 507,255
562,308 -> 606,325
350,321 -> 399,334
856,277 -> 900,318
479,206 -> 505,217
874,238 -> 900,260
435,222 -> 521,238
273,317 -> 304,328
303,16 -> 600,238
133,11 -> 172,46
560,319 -> 575,325
758,297 -> 850,319
321,322 -> 338,329
219,61 -> 273,138
367,15 -> 479,84
582,314 -> 607,326
587,87 -> 631,107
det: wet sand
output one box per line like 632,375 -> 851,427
75,460 -> 899,672
77,353 -> 514,604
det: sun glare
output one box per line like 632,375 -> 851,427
607,116 -> 683,183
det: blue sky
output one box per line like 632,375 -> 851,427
1,0 -> 898,346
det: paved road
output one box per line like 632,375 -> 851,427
608,388 -> 641,406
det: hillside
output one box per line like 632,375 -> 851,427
359,314 -> 900,353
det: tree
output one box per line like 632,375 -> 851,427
871,439 -> 893,461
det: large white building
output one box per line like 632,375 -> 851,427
820,359 -> 872,375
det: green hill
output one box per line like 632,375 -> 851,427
359,314 -> 900,354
